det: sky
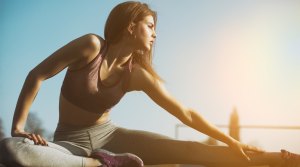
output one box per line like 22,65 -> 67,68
1,0 -> 300,152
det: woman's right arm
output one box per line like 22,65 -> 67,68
11,34 -> 103,145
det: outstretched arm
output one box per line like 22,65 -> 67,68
11,34 -> 103,145
129,65 -> 263,161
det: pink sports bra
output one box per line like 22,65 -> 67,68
61,42 -> 132,114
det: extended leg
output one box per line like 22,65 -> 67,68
101,127 -> 286,167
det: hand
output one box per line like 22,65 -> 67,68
228,140 -> 265,161
12,130 -> 48,146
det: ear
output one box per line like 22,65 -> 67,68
127,22 -> 136,35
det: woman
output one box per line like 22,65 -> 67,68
0,1 -> 299,167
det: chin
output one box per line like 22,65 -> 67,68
143,44 -> 152,51
137,47 -> 150,53
144,47 -> 151,52
136,42 -> 151,52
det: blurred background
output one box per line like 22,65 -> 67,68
0,1 -> 299,166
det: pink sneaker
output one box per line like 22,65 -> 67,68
91,149 -> 144,167
280,149 -> 300,167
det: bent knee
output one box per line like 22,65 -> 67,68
0,137 -> 33,166
0,137 -> 31,153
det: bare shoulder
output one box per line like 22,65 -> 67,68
28,33 -> 106,80
80,33 -> 104,50
68,33 -> 105,70
127,63 -> 157,92
76,33 -> 104,57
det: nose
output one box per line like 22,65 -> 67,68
152,30 -> 157,39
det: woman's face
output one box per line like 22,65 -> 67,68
133,15 -> 156,51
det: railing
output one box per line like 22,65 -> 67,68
175,124 -> 300,139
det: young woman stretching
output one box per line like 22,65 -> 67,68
0,1 -> 299,167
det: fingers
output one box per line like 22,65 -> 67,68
23,133 -> 33,140
243,144 -> 265,153
36,134 -> 48,146
12,131 -> 48,146
30,133 -> 38,144
28,133 -> 48,146
239,149 -> 251,161
230,142 -> 251,161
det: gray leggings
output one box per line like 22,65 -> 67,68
0,120 -> 275,167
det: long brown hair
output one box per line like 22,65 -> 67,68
104,1 -> 162,81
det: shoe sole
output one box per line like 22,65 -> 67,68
93,149 -> 144,167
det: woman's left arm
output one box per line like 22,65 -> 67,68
130,65 -> 263,161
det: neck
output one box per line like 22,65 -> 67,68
105,39 -> 136,69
